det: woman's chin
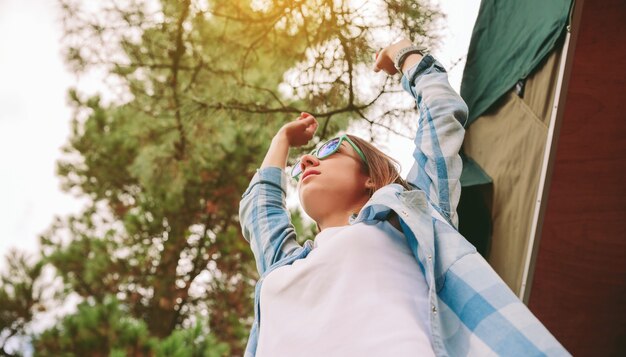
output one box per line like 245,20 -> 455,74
299,183 -> 327,209
298,183 -> 316,201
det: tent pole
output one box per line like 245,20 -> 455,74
519,0 -> 584,304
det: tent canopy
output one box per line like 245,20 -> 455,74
457,0 -> 573,288
460,0 -> 572,125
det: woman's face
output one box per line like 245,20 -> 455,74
297,141 -> 372,220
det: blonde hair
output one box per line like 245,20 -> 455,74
347,134 -> 412,194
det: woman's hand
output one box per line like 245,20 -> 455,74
373,38 -> 422,75
261,113 -> 317,169
277,112 -> 318,147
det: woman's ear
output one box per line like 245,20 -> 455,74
365,178 -> 376,192
365,178 -> 375,197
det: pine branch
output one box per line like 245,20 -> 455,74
170,0 -> 192,161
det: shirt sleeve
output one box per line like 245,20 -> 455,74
401,55 -> 468,228
238,166 -> 302,276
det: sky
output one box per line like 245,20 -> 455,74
0,0 -> 83,264
0,0 -> 481,266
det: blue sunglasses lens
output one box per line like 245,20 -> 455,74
318,138 -> 341,158
292,162 -> 303,178
291,138 -> 342,180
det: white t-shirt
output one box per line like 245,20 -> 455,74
256,220 -> 435,357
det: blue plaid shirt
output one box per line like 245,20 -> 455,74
239,55 -> 569,356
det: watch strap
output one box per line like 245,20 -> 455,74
394,45 -> 427,74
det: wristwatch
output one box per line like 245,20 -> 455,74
394,45 -> 427,74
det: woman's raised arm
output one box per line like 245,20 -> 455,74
375,40 -> 468,228
239,114 -> 318,276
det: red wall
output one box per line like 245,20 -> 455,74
529,0 -> 626,355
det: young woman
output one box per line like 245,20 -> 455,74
239,40 -> 568,357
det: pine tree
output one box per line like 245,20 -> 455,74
1,0 -> 438,355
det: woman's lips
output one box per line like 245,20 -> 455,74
302,169 -> 321,181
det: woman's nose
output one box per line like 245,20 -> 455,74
300,153 -> 319,171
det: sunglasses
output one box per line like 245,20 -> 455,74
291,135 -> 368,181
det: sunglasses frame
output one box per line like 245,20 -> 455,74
291,135 -> 368,181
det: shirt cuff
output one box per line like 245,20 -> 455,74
401,54 -> 444,92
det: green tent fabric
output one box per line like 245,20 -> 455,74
460,0 -> 572,124
460,153 -> 492,187
458,153 -> 492,257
